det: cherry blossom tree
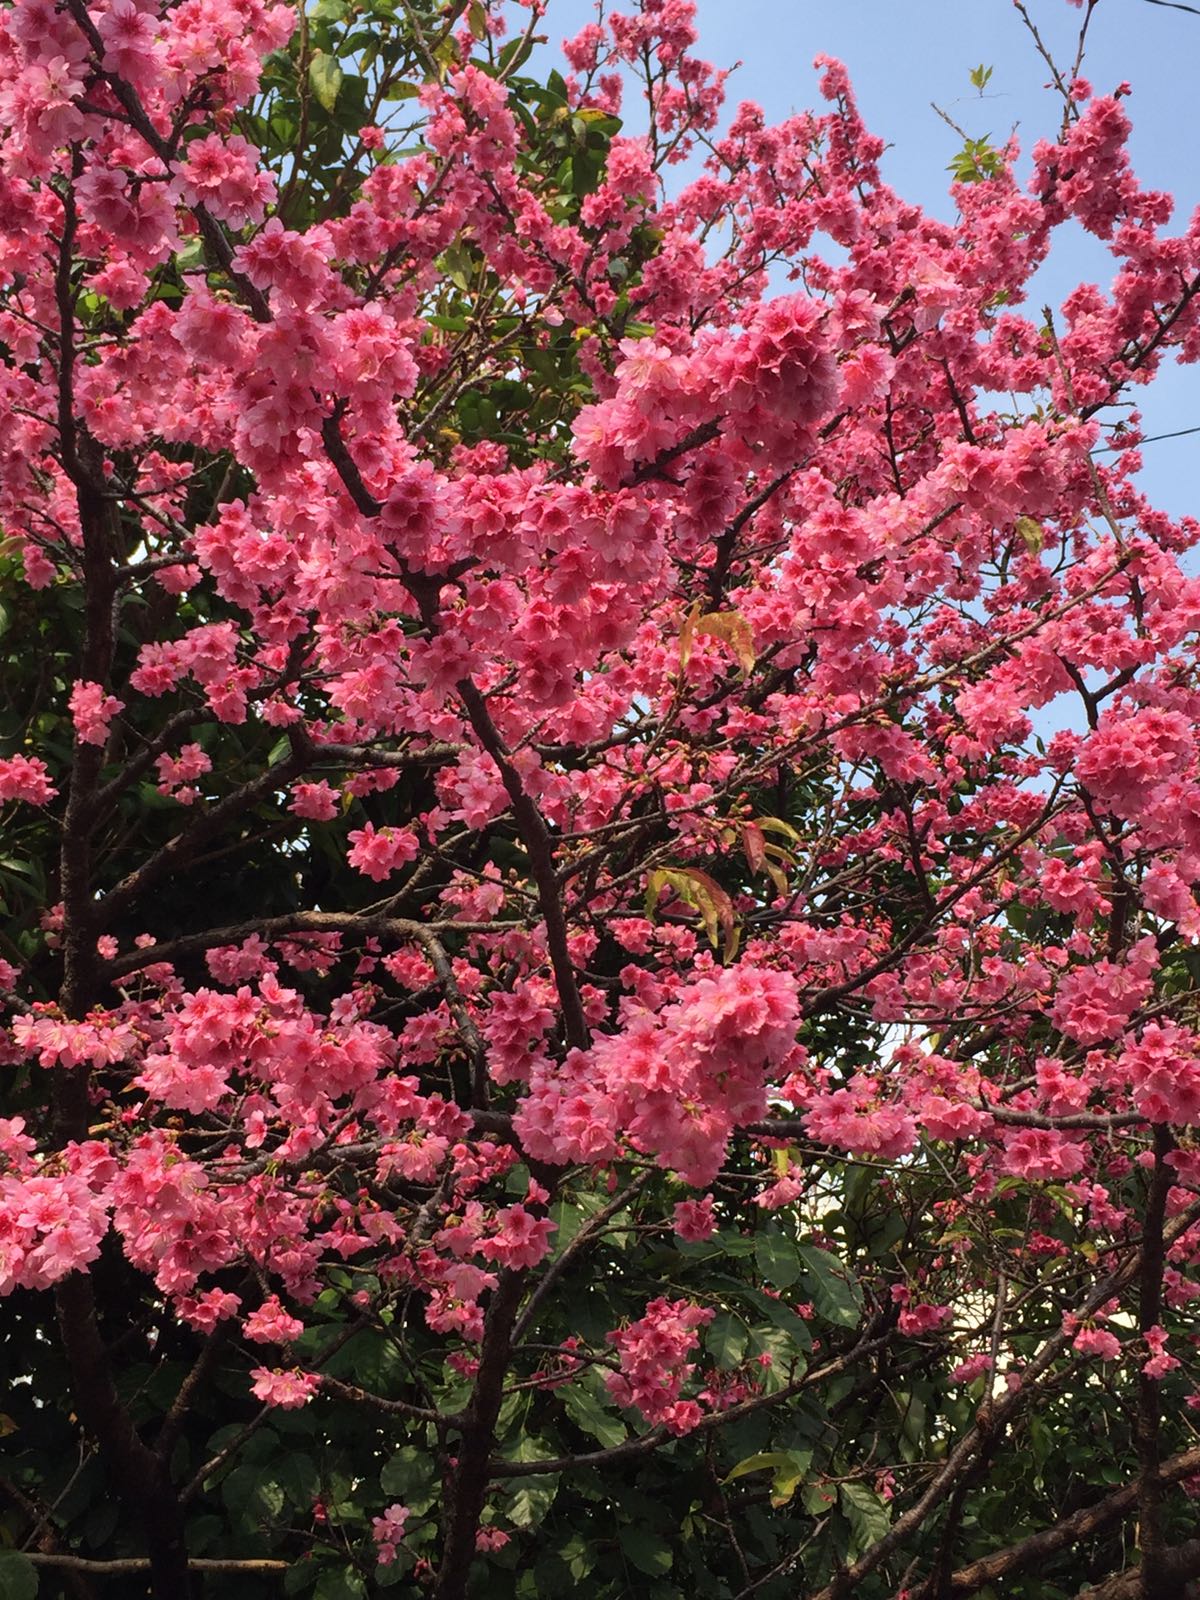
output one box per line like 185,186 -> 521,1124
4,0 -> 1200,1595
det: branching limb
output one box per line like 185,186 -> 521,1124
946,1446 -> 1200,1596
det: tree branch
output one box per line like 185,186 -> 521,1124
812,1199 -> 1200,1600
456,680 -> 589,1051
488,1332 -> 893,1478
432,1270 -> 526,1600
97,746 -> 308,926
946,1447 -> 1200,1596
511,1173 -> 652,1345
24,1555 -> 290,1574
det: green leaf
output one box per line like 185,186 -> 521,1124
221,1462 -> 287,1524
313,1569 -> 366,1600
502,1440 -> 563,1523
507,1472 -> 561,1530
308,51 -> 344,112
706,1310 -> 749,1370
284,1562 -> 318,1597
947,135 -> 1004,184
82,1497 -> 120,1549
712,1229 -> 756,1258
770,1449 -> 813,1507
619,1526 -> 672,1577
893,1388 -> 929,1461
742,1289 -> 813,1351
380,1445 -> 433,1499
0,1554 -> 37,1600
748,1325 -> 808,1390
498,34 -> 536,76
563,1383 -> 626,1447
550,1193 -> 600,1249
276,1452 -> 320,1506
797,1245 -> 863,1328
556,1533 -> 595,1581
724,1449 -> 794,1484
803,1481 -> 839,1518
840,1483 -> 891,1557
755,1231 -> 802,1289
174,237 -> 205,272
724,1448 -> 812,1506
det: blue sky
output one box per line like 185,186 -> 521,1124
535,0 -> 1200,523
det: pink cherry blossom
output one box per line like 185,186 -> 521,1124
249,1367 -> 321,1408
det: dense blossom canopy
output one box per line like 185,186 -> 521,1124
4,0 -> 1200,1595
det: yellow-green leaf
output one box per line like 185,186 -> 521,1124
724,1448 -> 813,1508
646,866 -> 736,956
308,51 -> 343,112
695,609 -> 755,675
757,816 -> 802,844
1015,515 -> 1044,555
724,1450 -> 795,1484
679,599 -> 701,671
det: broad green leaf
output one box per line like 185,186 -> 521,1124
504,1434 -> 558,1464
556,1533 -> 596,1580
803,1481 -> 839,1517
563,1383 -> 626,1448
283,1560 -> 317,1596
308,51 -> 344,112
712,1229 -> 756,1257
893,1389 -> 929,1461
0,1554 -> 37,1600
706,1310 -> 749,1370
769,1449 -> 813,1507
619,1526 -> 672,1577
840,1482 -> 891,1557
746,1285 -> 814,1346
550,1193 -> 601,1250
797,1244 -> 863,1328
507,1472 -> 561,1530
724,1449 -> 794,1484
381,1445 -> 434,1500
727,1449 -> 814,1506
221,1462 -> 287,1522
748,1325 -> 809,1388
313,1569 -> 366,1600
756,816 -> 803,844
755,1230 -> 802,1289
375,1567 -> 412,1591
276,1452 -> 319,1506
